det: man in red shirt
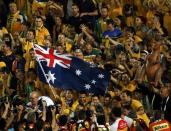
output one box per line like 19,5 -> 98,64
109,107 -> 128,131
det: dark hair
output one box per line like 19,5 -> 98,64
86,109 -> 93,118
101,5 -> 109,11
35,16 -> 44,21
95,105 -> 104,114
58,115 -> 68,126
111,107 -> 122,117
104,93 -> 111,99
122,105 -> 132,110
92,94 -> 100,99
27,29 -> 36,37
125,26 -> 135,35
72,3 -> 79,8
79,91 -> 87,96
123,4 -> 137,16
14,45 -> 24,56
154,13 -> 164,27
137,16 -> 147,24
0,67 -> 10,74
112,96 -> 121,101
3,33 -> 12,42
106,19 -> 114,25
116,15 -> 126,29
97,115 -> 106,125
3,34 -> 12,48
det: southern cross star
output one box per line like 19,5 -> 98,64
75,69 -> 82,76
98,74 -> 104,79
84,84 -> 91,90
91,80 -> 96,84
46,71 -> 56,83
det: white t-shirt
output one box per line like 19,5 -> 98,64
123,116 -> 133,128
110,118 -> 128,131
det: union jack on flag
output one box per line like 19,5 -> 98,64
34,44 -> 71,68
34,44 -> 110,95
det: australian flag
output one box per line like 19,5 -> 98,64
34,44 -> 110,95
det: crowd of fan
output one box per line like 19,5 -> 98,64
0,0 -> 171,130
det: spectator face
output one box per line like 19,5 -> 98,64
135,17 -> 142,26
112,98 -> 121,108
85,44 -> 93,54
120,92 -> 131,103
30,92 -> 39,107
35,18 -> 43,28
58,34 -> 65,44
26,31 -> 34,41
122,108 -> 129,116
16,70 -> 24,80
104,97 -> 110,106
43,39 -> 51,47
114,18 -> 121,27
72,5 -> 79,16
56,45 -> 65,54
65,90 -> 73,101
74,51 -> 84,59
29,50 -> 35,59
92,96 -> 99,106
125,31 -> 133,38
79,93 -> 87,104
160,85 -> 170,98
55,17 -> 62,26
107,23 -> 114,31
1,43 -> 9,53
113,88 -> 121,96
9,3 -> 17,14
101,8 -> 108,18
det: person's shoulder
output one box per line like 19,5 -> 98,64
102,30 -> 110,36
41,26 -> 49,32
114,28 -> 122,33
110,118 -> 121,130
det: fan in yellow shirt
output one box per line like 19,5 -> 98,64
57,33 -> 73,53
121,90 -> 150,127
34,16 -> 50,45
18,29 -> 36,72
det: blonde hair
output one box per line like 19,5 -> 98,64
9,2 -> 17,7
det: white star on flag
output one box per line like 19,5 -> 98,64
84,84 -> 91,90
91,80 -> 96,84
75,69 -> 82,76
46,71 -> 56,83
98,74 -> 104,79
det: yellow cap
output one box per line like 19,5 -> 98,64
0,62 -> 6,68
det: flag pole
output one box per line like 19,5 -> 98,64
32,43 -> 58,99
